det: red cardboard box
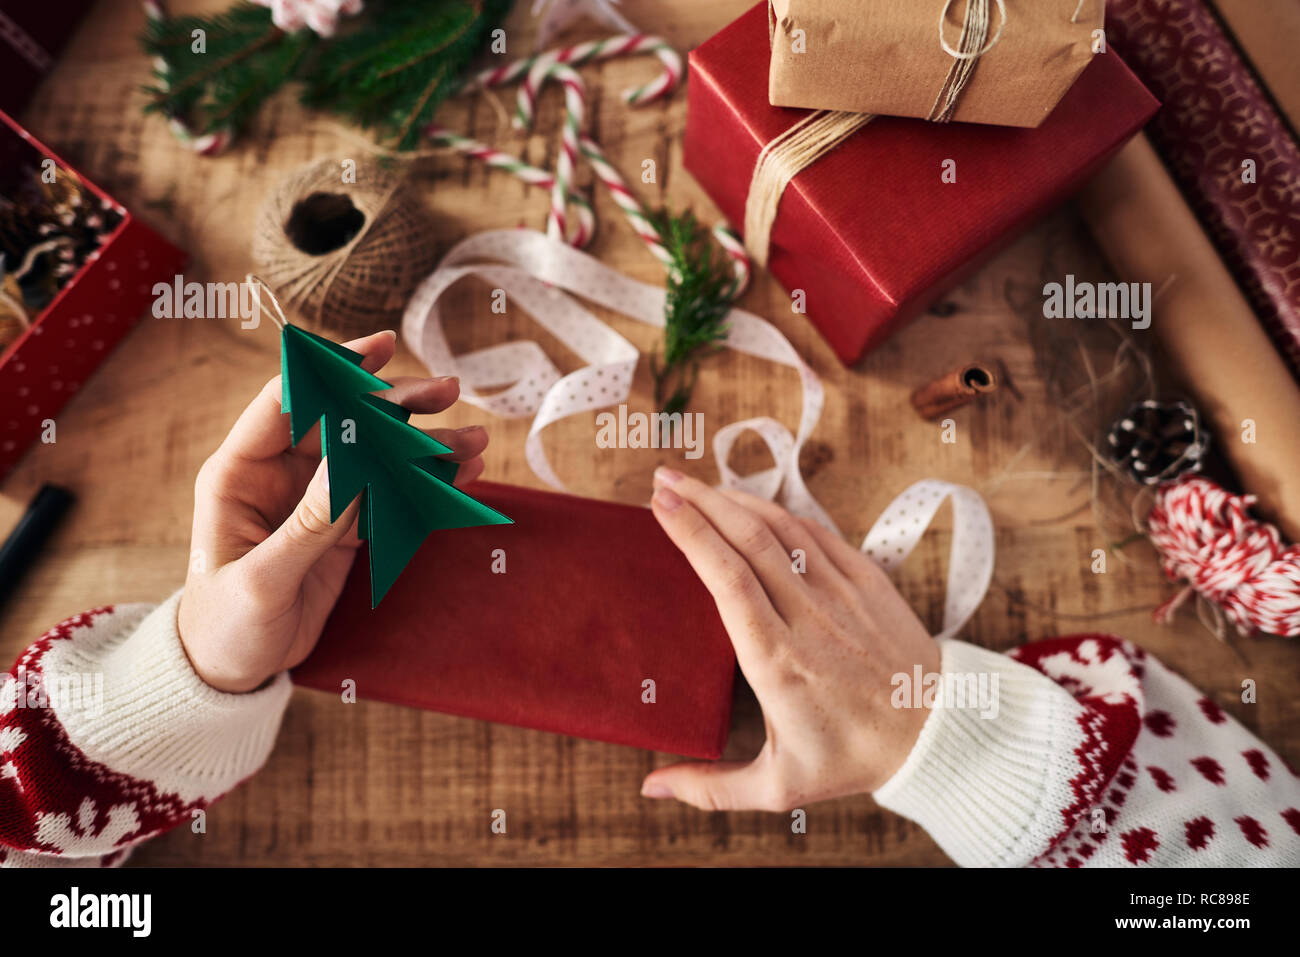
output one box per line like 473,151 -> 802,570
295,482 -> 738,759
685,3 -> 1160,366
0,109 -> 187,481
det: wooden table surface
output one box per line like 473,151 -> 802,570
3,0 -> 1297,866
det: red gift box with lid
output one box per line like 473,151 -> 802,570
685,3 -> 1160,366
0,109 -> 187,481
294,481 -> 738,759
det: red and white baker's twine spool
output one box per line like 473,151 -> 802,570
1147,476 -> 1300,637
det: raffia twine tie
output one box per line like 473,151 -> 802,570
744,0 -> 1011,268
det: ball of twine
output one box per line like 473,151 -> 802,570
252,157 -> 440,339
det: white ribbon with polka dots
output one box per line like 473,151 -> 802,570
403,229 -> 994,637
861,480 -> 995,640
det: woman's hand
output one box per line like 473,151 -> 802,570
178,330 -> 488,693
643,467 -> 939,811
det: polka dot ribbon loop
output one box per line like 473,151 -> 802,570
403,228 -> 833,526
862,480 -> 995,640
404,229 -> 995,638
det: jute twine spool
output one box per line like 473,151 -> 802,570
252,157 -> 440,338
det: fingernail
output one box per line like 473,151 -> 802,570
382,330 -> 397,340
654,466 -> 683,485
436,375 -> 459,386
318,457 -> 330,492
652,486 -> 683,511
455,425 -> 481,433
641,781 -> 673,799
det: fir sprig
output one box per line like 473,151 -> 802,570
142,4 -> 311,137
140,0 -> 513,150
651,209 -> 736,415
304,0 -> 513,151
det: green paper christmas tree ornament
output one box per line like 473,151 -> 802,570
279,323 -> 512,607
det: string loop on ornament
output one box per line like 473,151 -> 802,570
244,273 -> 288,331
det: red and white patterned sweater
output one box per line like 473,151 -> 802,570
1,596 -> 1297,866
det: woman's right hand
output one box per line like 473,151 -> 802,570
641,467 -> 940,811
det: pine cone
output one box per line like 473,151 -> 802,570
1107,399 -> 1209,486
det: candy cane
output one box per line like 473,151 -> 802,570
457,34 -> 682,250
523,60 -> 587,244
459,34 -> 682,128
578,135 -> 750,297
437,35 -> 751,287
426,124 -> 597,247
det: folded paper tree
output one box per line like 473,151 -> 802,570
280,324 -> 512,606
293,482 -> 738,758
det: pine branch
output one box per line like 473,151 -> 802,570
304,0 -> 513,151
651,209 -> 735,415
141,3 -> 311,136
140,0 -> 512,149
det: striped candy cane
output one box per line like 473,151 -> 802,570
426,124 -> 597,247
518,60 -> 588,243
437,34 -> 751,290
511,47 -> 747,296
459,33 -> 682,128
579,135 -> 750,298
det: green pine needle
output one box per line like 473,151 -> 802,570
651,209 -> 735,415
140,0 -> 513,149
304,0 -> 512,151
141,3 -> 311,137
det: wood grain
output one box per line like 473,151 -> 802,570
1,0 -> 1296,866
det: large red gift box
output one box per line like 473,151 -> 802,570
685,3 -> 1160,366
294,482 -> 737,759
0,110 -> 187,481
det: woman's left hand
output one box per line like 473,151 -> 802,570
178,330 -> 488,693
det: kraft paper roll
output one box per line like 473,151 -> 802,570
1078,135 -> 1300,542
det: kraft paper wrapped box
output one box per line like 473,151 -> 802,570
768,0 -> 1104,127
685,3 -> 1159,366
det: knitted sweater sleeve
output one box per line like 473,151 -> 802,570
0,594 -> 291,867
873,634 -> 1300,867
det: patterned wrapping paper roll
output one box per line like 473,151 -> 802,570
1107,0 -> 1300,386
1210,0 -> 1300,135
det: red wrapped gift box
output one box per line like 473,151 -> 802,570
294,482 -> 737,759
0,110 -> 187,481
685,3 -> 1160,366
